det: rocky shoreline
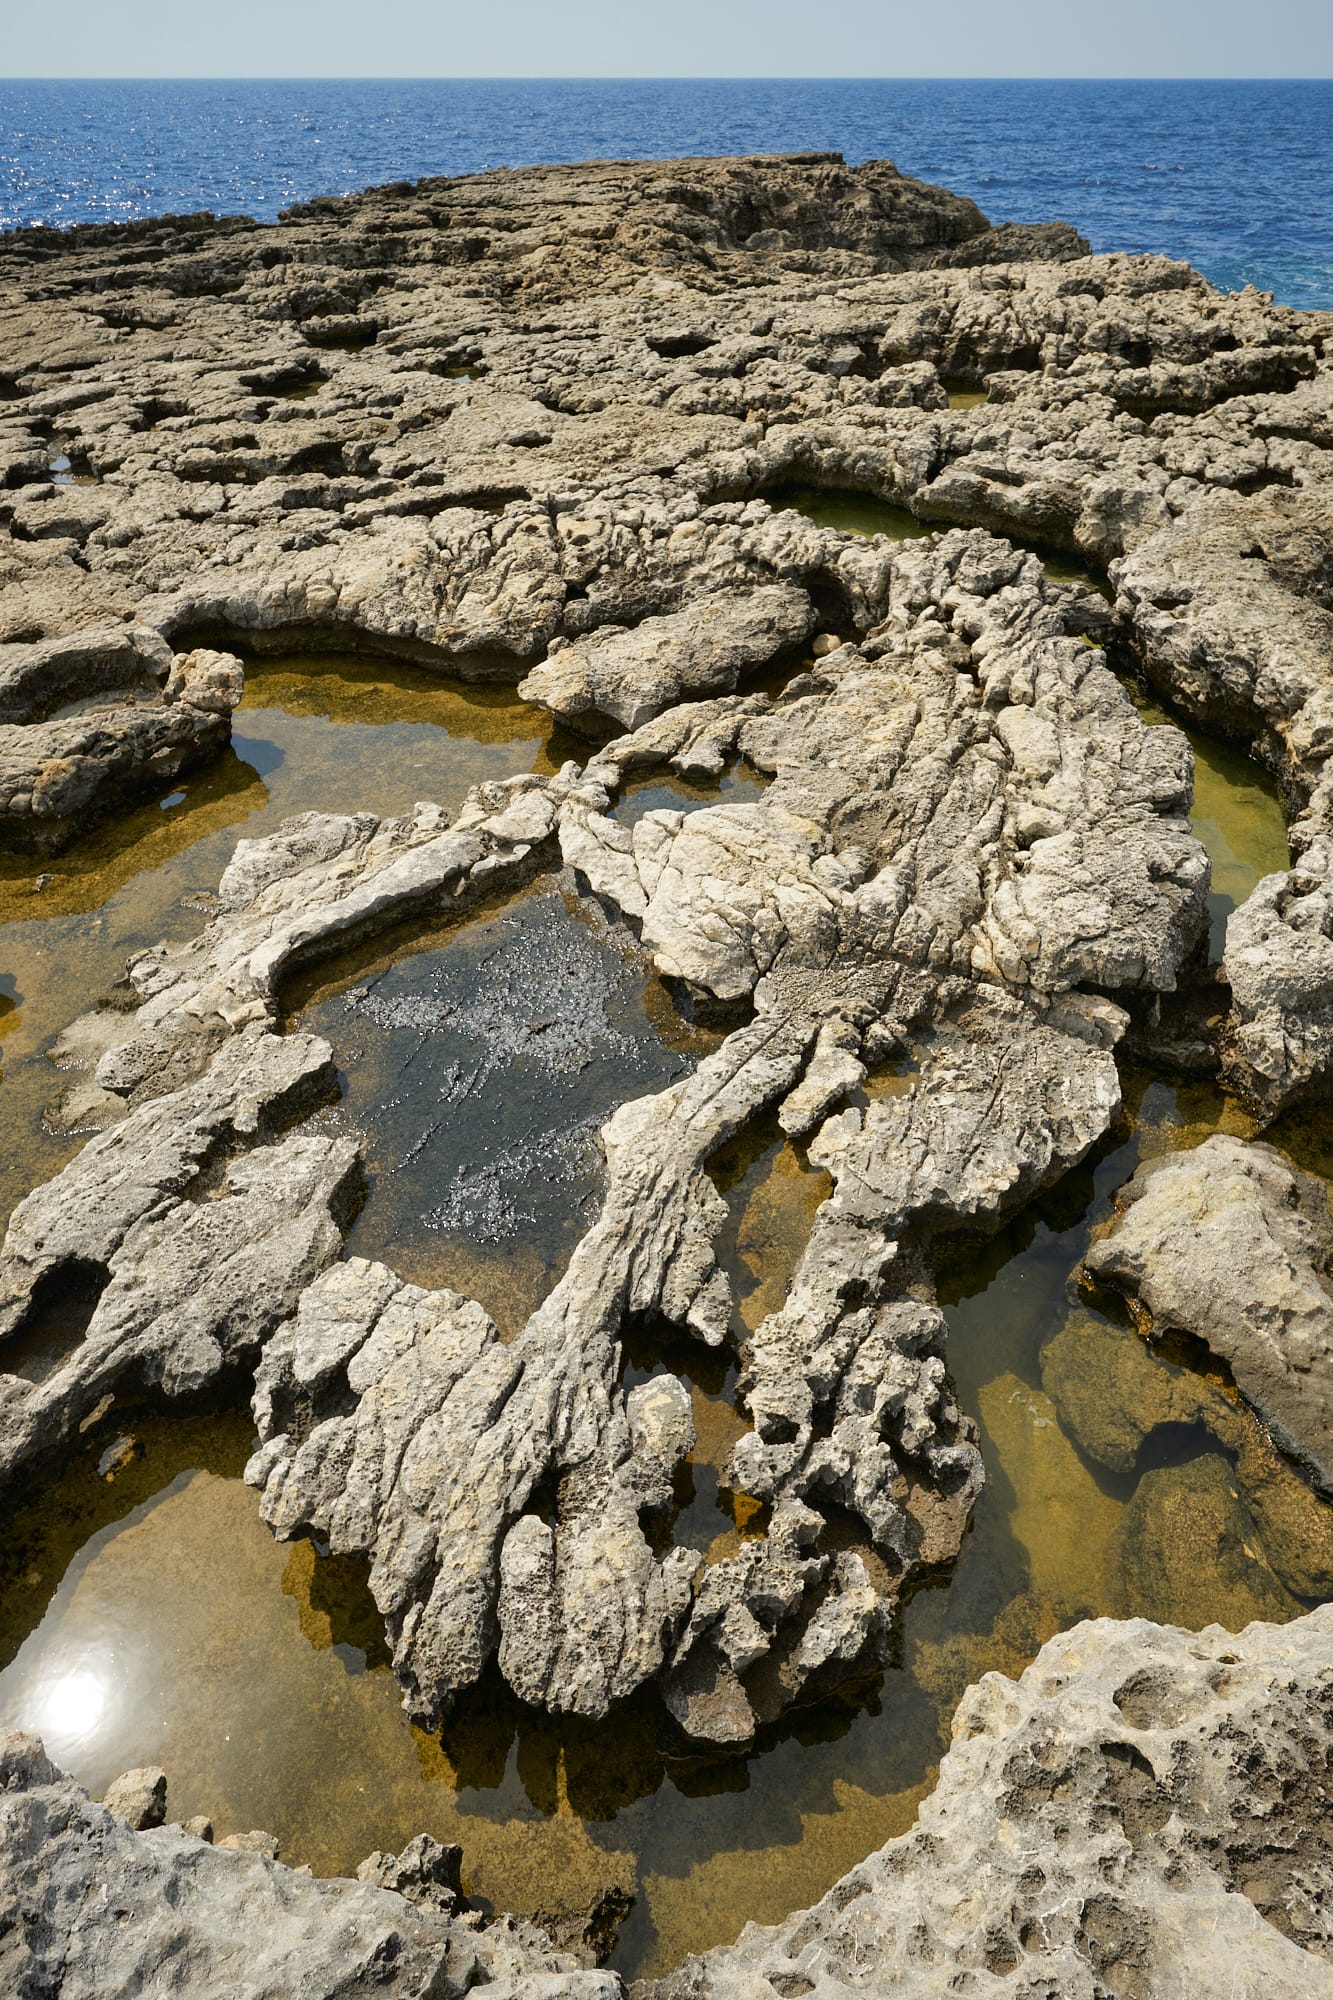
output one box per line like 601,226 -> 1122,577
1,151 -> 1332,1993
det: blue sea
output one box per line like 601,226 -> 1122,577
1,78 -> 1331,308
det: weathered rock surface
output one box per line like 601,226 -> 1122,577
1085,1134 -> 1333,1491
0,521 -> 1197,1742
642,1607 -> 1333,2000
1222,830 -> 1333,1118
0,622 -> 242,851
0,1733 -> 602,1999
2,142 -> 1333,1987
0,1029 -> 356,1488
519,585 -> 815,731
0,151 -> 1329,1106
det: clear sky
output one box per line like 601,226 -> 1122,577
4,0 -> 1332,80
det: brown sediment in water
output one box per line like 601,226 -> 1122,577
0,1400 -> 634,1923
0,1029 -> 1328,1979
708,1116 -> 832,1336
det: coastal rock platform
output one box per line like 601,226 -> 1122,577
1,150 -> 1332,1995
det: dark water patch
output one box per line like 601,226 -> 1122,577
612,761 -> 769,830
0,1071 -> 1323,1976
297,885 -> 711,1337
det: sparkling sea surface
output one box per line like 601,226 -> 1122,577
1,78 -> 1331,307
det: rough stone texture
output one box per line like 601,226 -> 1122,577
0,622 -> 242,852
0,1030 -> 356,1489
101,1765 -> 168,1832
0,1733 -> 604,2000
1085,1134 -> 1333,1491
518,585 -> 815,731
1222,830 -> 1333,1118
2,141 -> 1333,1990
0,153 -> 1328,1108
3,517 -> 1208,1739
641,1608 -> 1333,2000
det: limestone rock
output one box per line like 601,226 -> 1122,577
0,1731 -> 590,1999
1223,833 -> 1333,1119
641,1608 -> 1333,2000
102,1766 -> 168,1832
1085,1134 -> 1333,1490
0,1031 -> 357,1489
0,624 -> 242,854
518,586 -> 814,731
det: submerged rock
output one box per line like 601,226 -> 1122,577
1084,1134 -> 1333,1491
1042,1310 -> 1333,1601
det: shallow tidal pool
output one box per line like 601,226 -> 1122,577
0,652 -> 560,1229
1,1068 -> 1328,1977
0,631 -> 1328,1981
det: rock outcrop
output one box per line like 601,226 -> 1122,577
1,150 -> 1330,1103
0,1733 -> 604,2000
641,1607 -> 1333,2000
0,623 -> 242,851
1084,1133 -> 1333,1492
0,513 -> 1207,1742
2,146 -> 1333,1987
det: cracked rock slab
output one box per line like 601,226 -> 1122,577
518,585 -> 815,732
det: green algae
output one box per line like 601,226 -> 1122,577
760,481 -> 931,543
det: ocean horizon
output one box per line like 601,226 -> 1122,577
2,76 -> 1331,307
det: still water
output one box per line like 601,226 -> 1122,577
0,635 -> 1325,1978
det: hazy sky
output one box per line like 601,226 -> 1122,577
5,0 -> 1332,80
